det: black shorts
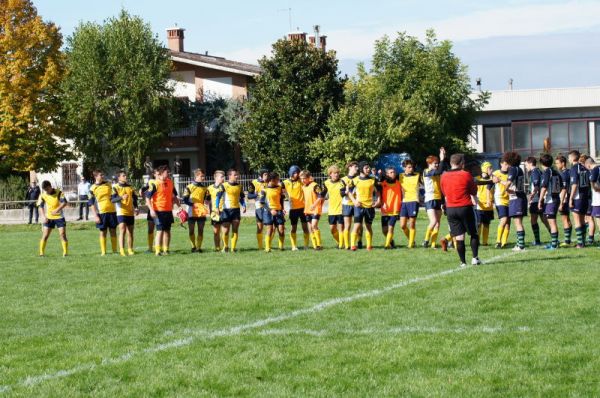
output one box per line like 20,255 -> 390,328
264,210 -> 286,226
476,210 -> 494,225
381,215 -> 399,227
117,215 -> 135,226
221,208 -> 241,223
342,204 -> 354,217
44,218 -> 66,229
96,212 -> 118,231
305,214 -> 321,222
154,211 -> 174,231
255,207 -> 265,223
446,206 -> 478,237
328,215 -> 344,225
353,207 -> 375,224
289,208 -> 307,226
146,211 -> 153,222
529,202 -> 542,215
189,216 -> 206,224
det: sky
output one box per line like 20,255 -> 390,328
34,0 -> 600,91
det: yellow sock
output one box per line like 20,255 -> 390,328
189,233 -> 196,249
265,233 -> 272,252
290,232 -> 298,249
256,232 -> 263,249
110,236 -> 117,253
231,232 -> 239,251
222,232 -> 229,249
343,230 -> 350,249
155,243 -> 161,255
351,232 -> 358,247
127,248 -> 134,255
482,224 -> 489,245
310,232 -> 317,249
452,237 -> 457,248
61,240 -> 68,256
315,230 -> 322,247
502,228 -> 510,246
278,234 -> 284,249
430,229 -> 439,248
39,239 -> 47,256
365,230 -> 372,248
424,227 -> 432,242
496,225 -> 504,244
445,233 -> 452,241
162,245 -> 168,253
332,229 -> 340,245
303,233 -> 310,248
402,226 -> 410,239
120,248 -> 126,256
100,236 -> 107,255
196,235 -> 203,250
147,233 -> 154,251
408,228 -> 416,248
385,231 -> 393,248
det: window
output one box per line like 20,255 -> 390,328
569,121 -> 587,154
531,123 -> 548,150
483,126 -> 511,153
61,162 -> 79,193
551,122 -> 569,153
596,122 -> 600,158
513,124 -> 530,155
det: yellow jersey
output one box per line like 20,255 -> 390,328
89,181 -> 116,214
37,189 -> 67,220
353,176 -> 379,208
399,173 -> 420,203
323,179 -> 345,216
493,170 -> 509,207
475,176 -> 494,211
302,181 -> 324,215
341,175 -> 357,206
261,184 -> 285,211
112,183 -> 137,216
222,182 -> 245,209
207,184 -> 225,212
183,182 -> 209,217
423,169 -> 442,201
248,178 -> 267,209
283,179 -> 304,209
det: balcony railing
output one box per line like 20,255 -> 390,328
169,123 -> 198,137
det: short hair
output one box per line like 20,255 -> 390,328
525,157 -> 537,166
267,171 -> 279,182
156,164 -> 170,173
585,157 -> 596,165
426,155 -> 440,165
117,169 -> 127,177
92,169 -> 103,177
502,152 -> 521,167
385,166 -> 396,172
579,154 -> 590,164
41,180 -> 52,189
449,154 -> 464,166
299,170 -> 311,178
193,168 -> 205,176
402,159 -> 414,168
227,168 -> 238,176
540,154 -> 553,167
556,155 -> 567,164
214,170 -> 225,178
568,150 -> 581,159
346,161 -> 359,169
327,165 -> 340,175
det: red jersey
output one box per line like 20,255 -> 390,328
440,169 -> 477,208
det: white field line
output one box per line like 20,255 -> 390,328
0,250 -> 523,393
256,326 -> 532,336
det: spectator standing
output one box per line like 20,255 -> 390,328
77,176 -> 91,221
26,181 -> 41,224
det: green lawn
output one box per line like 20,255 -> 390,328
1,217 -> 599,397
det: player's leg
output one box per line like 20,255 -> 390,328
530,211 -> 541,245
109,227 -> 117,254
39,226 -> 51,256
256,209 -> 264,250
289,210 -> 299,250
351,208 -> 363,251
408,217 -> 417,248
561,213 -> 572,246
58,225 -> 68,257
424,208 -> 436,247
147,219 -> 155,253
99,229 -> 108,256
118,222 -> 127,256
301,219 -> 310,249
126,223 -> 134,255
430,208 -> 441,248
196,219 -> 205,252
221,221 -> 231,252
188,219 -> 197,252
513,216 -> 525,250
212,222 -> 221,252
231,217 -> 241,252
586,214 -> 595,245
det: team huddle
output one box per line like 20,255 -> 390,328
35,147 -> 600,261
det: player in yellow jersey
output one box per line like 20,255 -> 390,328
322,165 -> 345,249
221,169 -> 246,252
348,161 -> 381,251
422,148 -> 446,248
183,168 -> 209,253
111,171 -> 139,256
247,168 -> 269,249
475,162 -> 494,246
300,170 -> 325,250
206,170 -> 225,251
491,160 -> 511,248
341,161 -> 360,249
140,168 -> 158,253
260,172 -> 287,252
399,159 -> 421,248
378,166 -> 402,249
89,169 -> 118,255
37,181 -> 69,257
283,165 -> 310,250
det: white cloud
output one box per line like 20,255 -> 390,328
221,1 -> 600,65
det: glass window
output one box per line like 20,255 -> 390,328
513,124 -> 530,151
531,123 -> 548,150
551,122 -> 569,150
570,121 -> 587,149
502,127 -> 512,152
484,127 -> 502,152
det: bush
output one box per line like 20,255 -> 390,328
0,175 -> 28,202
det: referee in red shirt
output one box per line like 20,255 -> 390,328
440,154 -> 481,267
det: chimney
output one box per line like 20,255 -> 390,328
166,26 -> 185,52
319,36 -> 327,52
287,31 -> 307,43
308,35 -> 316,46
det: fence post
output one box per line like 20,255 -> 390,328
173,174 -> 181,196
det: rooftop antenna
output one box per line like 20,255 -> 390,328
277,7 -> 292,31
476,77 -> 482,92
313,25 -> 321,49
508,78 -> 514,90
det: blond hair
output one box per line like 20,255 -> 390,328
327,165 -> 340,175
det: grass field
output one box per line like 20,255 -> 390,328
1,216 -> 600,397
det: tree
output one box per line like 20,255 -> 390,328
312,30 -> 489,169
0,0 -> 68,172
240,38 -> 345,172
61,10 -> 177,173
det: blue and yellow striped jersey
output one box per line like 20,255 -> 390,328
207,184 -> 225,212
183,182 -> 209,217
222,182 -> 245,209
111,183 -> 137,216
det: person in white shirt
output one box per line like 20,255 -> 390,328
77,176 -> 91,220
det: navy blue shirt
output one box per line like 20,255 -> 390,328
508,166 -> 526,199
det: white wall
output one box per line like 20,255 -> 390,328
170,70 -> 196,101
203,77 -> 233,99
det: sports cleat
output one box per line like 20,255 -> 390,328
366,246 -> 373,251
512,246 -> 525,252
440,239 -> 448,252
291,247 -> 299,251
471,257 -> 482,266
531,241 -> 542,247
576,244 -> 584,249
494,243 -> 502,249
421,241 -> 429,248
390,239 -> 396,248
545,244 -> 557,250
384,246 -> 392,250
191,248 -> 197,253
459,263 -> 467,268
351,246 -> 358,251
315,246 -> 323,251
357,241 -> 363,249
559,242 -> 572,248
264,248 -> 272,253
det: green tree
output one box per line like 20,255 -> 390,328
312,30 -> 489,169
61,10 -> 177,173
0,0 -> 68,172
240,38 -> 345,171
